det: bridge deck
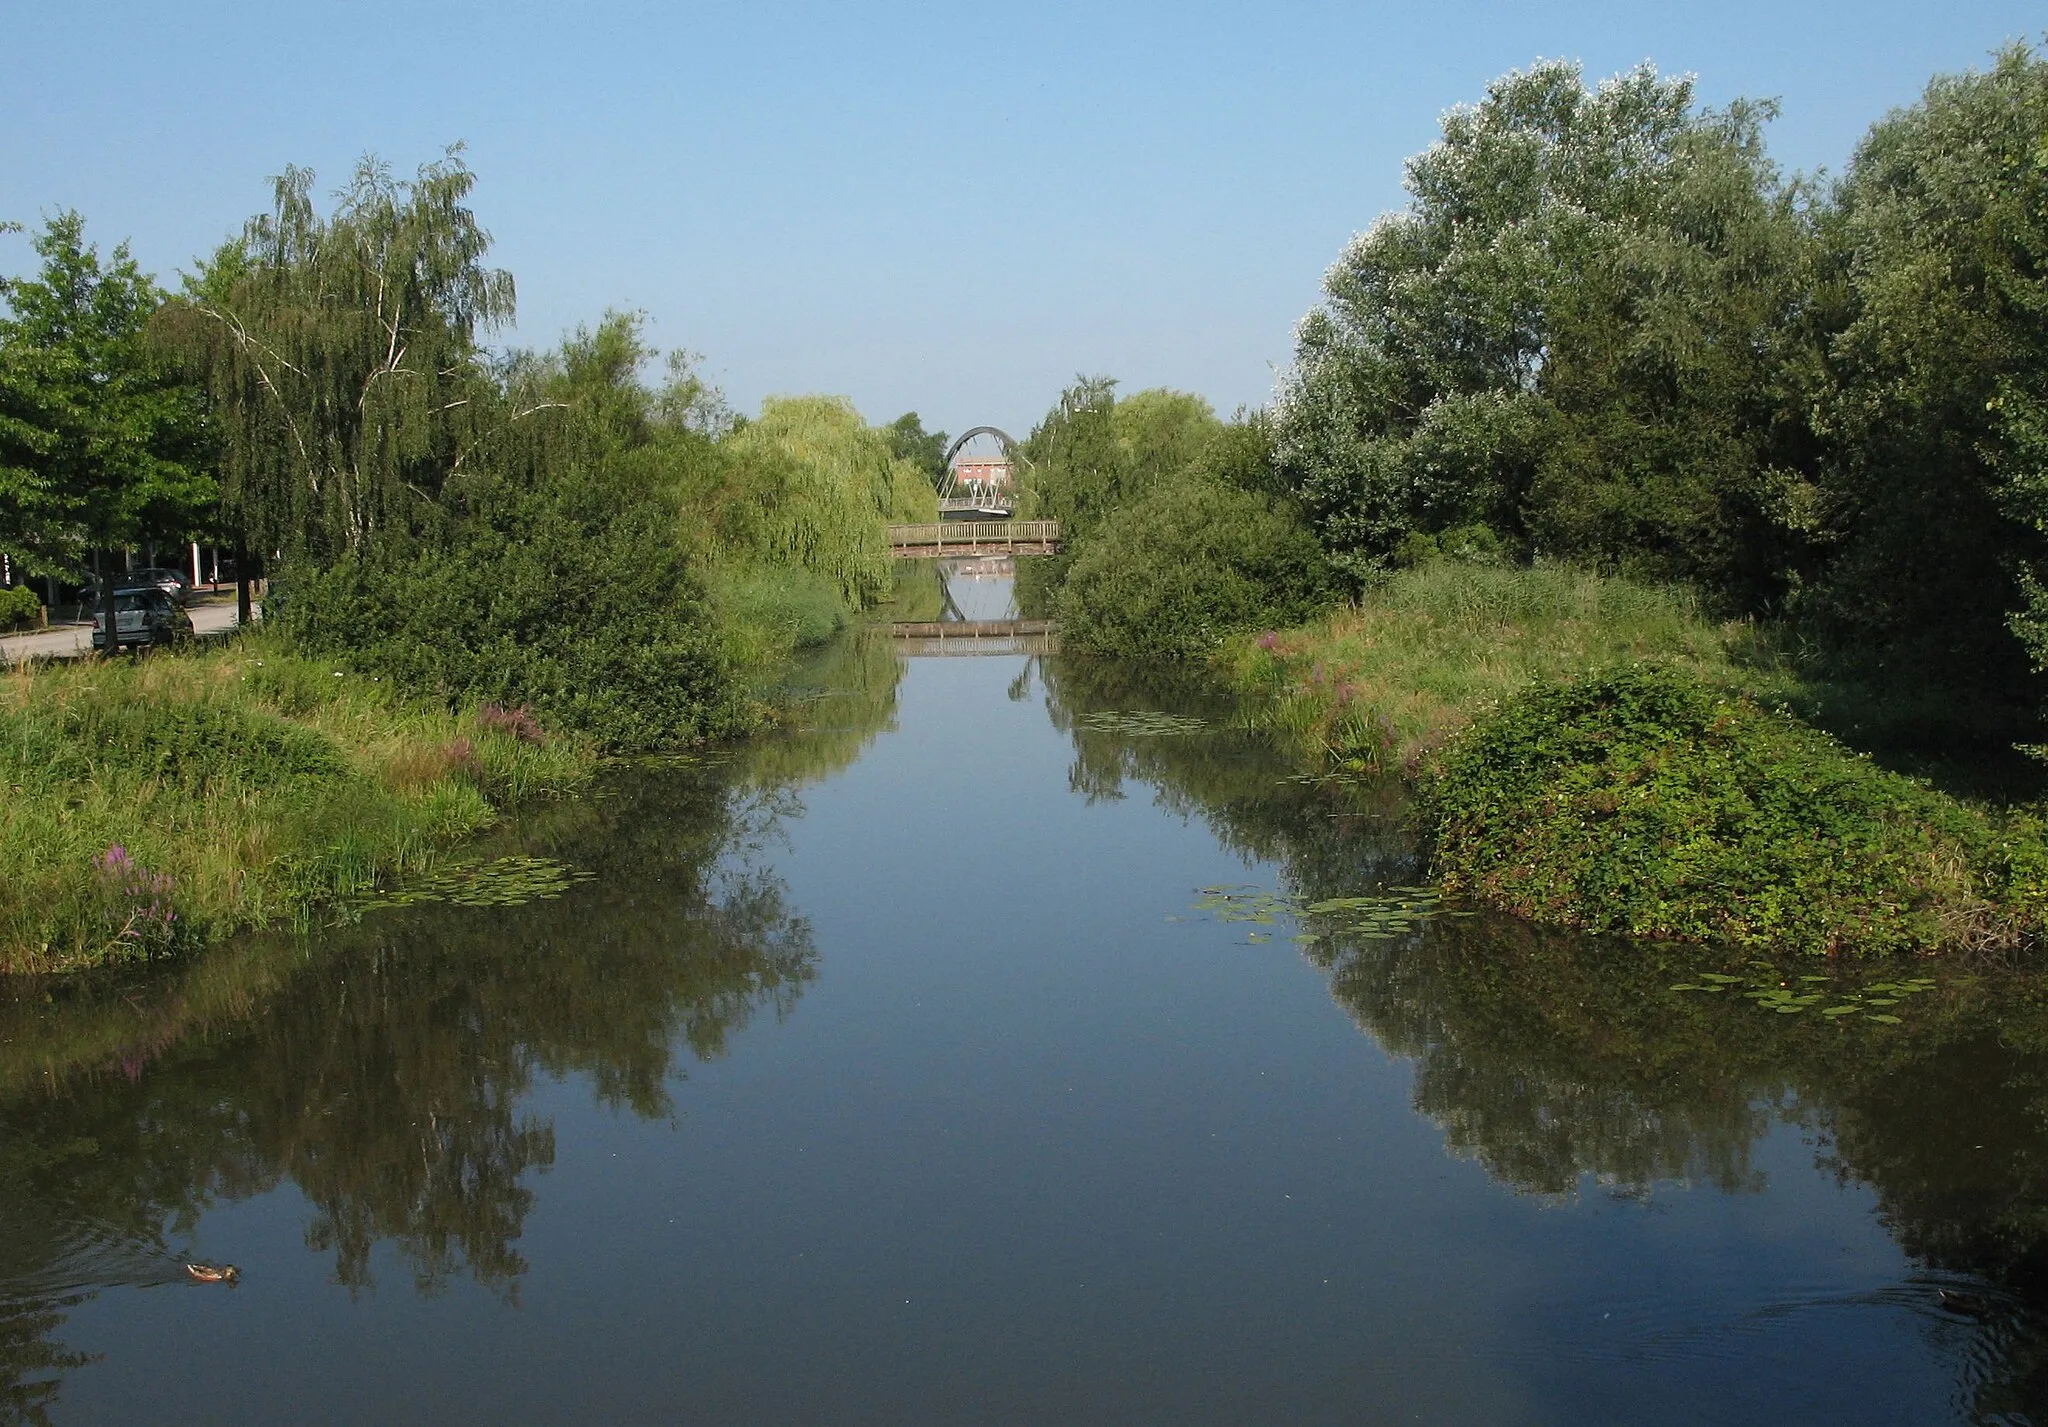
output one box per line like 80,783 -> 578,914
888,620 -> 1056,639
888,519 -> 1060,558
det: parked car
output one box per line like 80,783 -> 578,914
92,588 -> 193,651
120,567 -> 192,604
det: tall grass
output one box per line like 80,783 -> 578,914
712,565 -> 850,676
0,635 -> 592,973
1222,561 -> 1798,772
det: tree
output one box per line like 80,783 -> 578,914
1274,60 -> 1827,607
276,312 -> 749,751
700,396 -> 936,607
884,411 -> 948,487
0,212 -> 211,620
1808,43 -> 2048,703
1015,377 -> 1222,539
160,148 -> 513,557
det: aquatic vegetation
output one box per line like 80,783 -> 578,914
1191,883 -> 1467,944
1080,710 -> 1210,737
1194,884 -> 1295,924
342,855 -> 598,914
1670,969 -> 1941,1025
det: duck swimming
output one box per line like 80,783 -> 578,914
184,1263 -> 238,1284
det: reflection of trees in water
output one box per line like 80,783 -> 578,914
0,753 -> 826,1413
1042,653 -> 2048,1417
1037,654 -> 1412,885
746,626 -> 906,792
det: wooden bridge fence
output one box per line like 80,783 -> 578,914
887,520 -> 1061,558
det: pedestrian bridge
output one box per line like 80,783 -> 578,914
887,619 -> 1058,656
888,520 -> 1061,558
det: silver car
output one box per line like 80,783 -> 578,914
92,588 -> 193,651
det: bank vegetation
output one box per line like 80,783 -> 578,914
1022,44 -> 2048,957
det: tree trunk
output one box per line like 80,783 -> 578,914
96,551 -> 118,658
235,540 -> 253,628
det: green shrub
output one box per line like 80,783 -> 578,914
0,584 -> 42,630
1422,664 -> 2020,956
276,455 -> 751,753
1058,475 -> 1337,658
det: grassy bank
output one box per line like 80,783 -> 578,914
1219,562 -> 2048,958
0,635 -> 592,974
1219,561 -> 1795,774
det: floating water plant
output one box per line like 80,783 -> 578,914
344,855 -> 597,916
1193,884 -> 1298,925
1079,710 -> 1210,737
1189,882 -> 1468,942
1305,887 -> 1467,940
1668,969 -> 1938,1025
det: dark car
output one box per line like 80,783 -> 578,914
92,587 -> 193,651
120,567 -> 193,604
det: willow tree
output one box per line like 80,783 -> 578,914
700,396 -> 936,607
161,148 -> 513,556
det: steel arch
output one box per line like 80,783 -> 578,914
936,426 -> 1020,500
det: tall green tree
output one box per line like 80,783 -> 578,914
1015,377 -> 1221,539
884,411 -> 949,487
1274,60 -> 1827,606
160,148 -> 513,556
1809,42 -> 2048,702
0,212 -> 211,610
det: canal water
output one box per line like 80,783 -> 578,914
4,584 -> 2048,1424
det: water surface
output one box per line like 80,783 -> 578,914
4,596 -> 2048,1424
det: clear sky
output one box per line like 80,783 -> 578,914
4,1 -> 2040,438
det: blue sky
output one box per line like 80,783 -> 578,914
4,2 -> 2040,437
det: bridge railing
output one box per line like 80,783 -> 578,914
887,520 -> 1060,551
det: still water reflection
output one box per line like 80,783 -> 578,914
5,597 -> 2048,1423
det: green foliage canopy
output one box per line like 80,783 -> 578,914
277,314 -> 747,752
700,395 -> 936,607
1808,43 -> 2048,697
1274,60 -> 1826,607
884,411 -> 949,487
162,149 -> 513,555
0,212 -> 211,578
1058,474 -> 1336,658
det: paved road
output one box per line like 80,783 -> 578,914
1,597 -> 251,664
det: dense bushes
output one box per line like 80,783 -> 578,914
1803,45 -> 2048,701
1012,381 -> 1339,652
276,445 -> 748,754
1268,44 -> 2048,721
1422,665 -> 2035,956
264,318 -> 944,752
1058,476 -> 1334,657
0,584 -> 40,629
